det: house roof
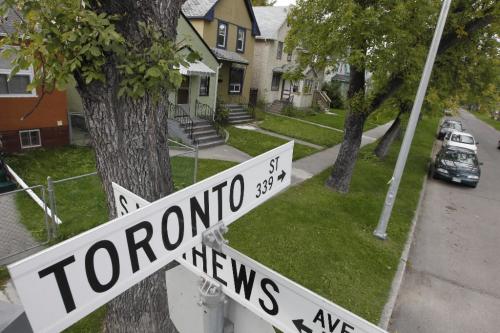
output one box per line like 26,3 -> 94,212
182,0 -> 261,36
182,0 -> 218,18
253,6 -> 289,40
211,48 -> 249,64
0,0 -> 21,35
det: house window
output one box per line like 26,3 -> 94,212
277,42 -> 283,60
236,27 -> 246,53
287,52 -> 292,62
229,67 -> 244,95
217,21 -> 228,49
19,129 -> 41,149
0,72 -> 36,97
271,73 -> 281,91
199,76 -> 210,96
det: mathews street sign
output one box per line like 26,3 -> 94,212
7,142 -> 293,333
114,183 -> 387,333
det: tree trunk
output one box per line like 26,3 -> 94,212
374,110 -> 403,159
75,0 -> 185,332
325,65 -> 367,193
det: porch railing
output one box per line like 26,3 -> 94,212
166,102 -> 196,144
195,100 -> 225,139
195,100 -> 214,121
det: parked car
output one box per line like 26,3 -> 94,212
431,146 -> 481,188
443,131 -> 478,153
437,120 -> 463,140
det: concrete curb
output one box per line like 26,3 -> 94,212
378,174 -> 428,330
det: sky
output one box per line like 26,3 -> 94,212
274,0 -> 296,6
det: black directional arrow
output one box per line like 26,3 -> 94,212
292,319 -> 313,333
277,170 -> 286,182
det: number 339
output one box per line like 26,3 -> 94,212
256,176 -> 274,198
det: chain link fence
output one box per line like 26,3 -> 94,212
0,186 -> 52,266
0,140 -> 198,265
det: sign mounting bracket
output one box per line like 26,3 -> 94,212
202,221 -> 229,251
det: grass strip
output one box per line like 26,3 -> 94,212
259,113 -> 344,147
227,115 -> 439,323
226,126 -> 319,161
472,111 -> 500,131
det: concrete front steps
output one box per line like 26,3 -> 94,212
226,104 -> 254,124
180,119 -> 225,149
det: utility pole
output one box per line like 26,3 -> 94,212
373,0 -> 452,240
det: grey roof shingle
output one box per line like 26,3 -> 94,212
0,0 -> 21,36
211,48 -> 249,64
182,0 -> 218,18
253,6 -> 289,40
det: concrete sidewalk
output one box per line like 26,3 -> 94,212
291,122 -> 391,185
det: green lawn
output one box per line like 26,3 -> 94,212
226,126 -> 319,160
288,107 -> 397,131
5,146 -> 236,332
227,115 -> 440,323
472,111 -> 500,131
259,113 -> 344,147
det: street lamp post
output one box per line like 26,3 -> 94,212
374,0 -> 453,240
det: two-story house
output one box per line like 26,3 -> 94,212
0,6 -> 69,153
182,0 -> 260,110
252,6 -> 328,112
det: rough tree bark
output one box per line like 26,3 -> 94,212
325,65 -> 367,193
75,0 -> 185,332
374,101 -> 411,159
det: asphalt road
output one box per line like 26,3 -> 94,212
389,110 -> 500,332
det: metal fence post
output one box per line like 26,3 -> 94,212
46,176 -> 57,240
194,144 -> 199,184
41,187 -> 51,242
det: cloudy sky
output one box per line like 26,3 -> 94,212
274,0 -> 296,5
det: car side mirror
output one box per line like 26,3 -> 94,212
480,162 -> 484,166
476,142 -> 479,144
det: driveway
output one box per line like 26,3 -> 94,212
389,110 -> 500,332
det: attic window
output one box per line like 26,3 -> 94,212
236,27 -> 246,53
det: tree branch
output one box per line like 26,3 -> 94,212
367,10 -> 497,114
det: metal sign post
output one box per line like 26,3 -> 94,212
8,142 -> 293,333
374,0 -> 452,240
115,184 -> 388,333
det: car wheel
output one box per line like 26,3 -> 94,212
470,182 -> 478,188
429,165 -> 436,179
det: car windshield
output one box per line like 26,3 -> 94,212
443,150 -> 477,165
451,134 -> 474,144
442,122 -> 462,130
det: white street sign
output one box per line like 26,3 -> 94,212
114,182 -> 387,333
8,142 -> 293,333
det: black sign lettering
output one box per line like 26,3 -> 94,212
161,206 -> 185,251
212,249 -> 228,286
190,190 -> 210,237
328,314 -> 341,332
231,259 -> 256,300
212,181 -> 227,221
230,175 -> 244,212
192,245 -> 208,274
341,322 -> 354,333
85,240 -> 120,293
126,221 -> 157,273
119,195 -> 128,215
38,256 -> 76,313
313,309 -> 325,328
259,278 -> 279,316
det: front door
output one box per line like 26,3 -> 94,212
177,75 -> 190,105
281,80 -> 292,101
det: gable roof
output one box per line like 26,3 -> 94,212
253,6 -> 289,40
0,0 -> 21,35
182,0 -> 261,36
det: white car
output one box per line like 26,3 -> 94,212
443,131 -> 478,153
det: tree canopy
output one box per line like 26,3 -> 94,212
286,0 -> 499,192
251,0 -> 277,6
